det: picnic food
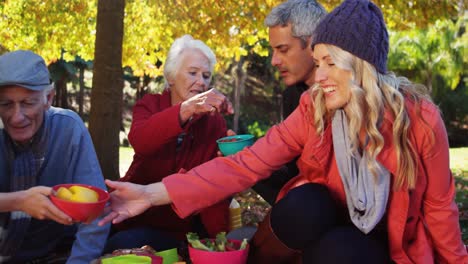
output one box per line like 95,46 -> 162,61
93,245 -> 163,264
186,232 -> 248,252
229,198 -> 242,231
56,185 -> 99,203
187,232 -> 250,264
50,184 -> 109,222
218,138 -> 239,143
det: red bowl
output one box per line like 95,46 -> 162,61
188,239 -> 249,264
50,183 -> 109,222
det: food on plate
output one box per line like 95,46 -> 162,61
111,245 -> 157,256
93,245 -> 163,264
56,185 -> 99,203
186,232 -> 248,252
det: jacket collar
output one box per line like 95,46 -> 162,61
161,89 -> 172,109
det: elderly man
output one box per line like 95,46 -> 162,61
0,50 -> 109,263
252,0 -> 327,205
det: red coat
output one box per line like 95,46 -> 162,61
118,90 -> 229,240
164,93 -> 467,263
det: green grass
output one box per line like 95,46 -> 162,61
120,146 -> 134,161
451,147 -> 468,176
452,148 -> 468,243
119,146 -> 134,176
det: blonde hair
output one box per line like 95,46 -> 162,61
310,44 -> 433,190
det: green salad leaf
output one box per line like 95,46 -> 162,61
186,232 -> 248,252
215,232 -> 227,251
186,232 -> 213,251
239,238 -> 248,250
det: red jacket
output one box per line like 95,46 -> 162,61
164,93 -> 467,263
118,90 -> 229,240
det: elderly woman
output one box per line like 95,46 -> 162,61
100,1 -> 467,263
104,34 -> 234,253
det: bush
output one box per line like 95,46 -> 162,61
247,121 -> 269,140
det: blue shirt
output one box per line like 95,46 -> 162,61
0,107 -> 110,263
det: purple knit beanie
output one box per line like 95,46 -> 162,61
311,0 -> 388,73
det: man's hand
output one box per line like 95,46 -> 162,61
17,186 -> 73,225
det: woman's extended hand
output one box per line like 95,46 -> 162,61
179,88 -> 234,125
98,180 -> 171,226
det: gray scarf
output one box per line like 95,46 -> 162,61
0,112 -> 48,261
332,110 -> 390,234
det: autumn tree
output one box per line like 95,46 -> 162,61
88,0 -> 125,180
1,0 -> 461,82
0,0 -> 463,177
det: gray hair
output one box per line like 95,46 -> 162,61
265,0 -> 327,47
42,83 -> 55,104
163,34 -> 217,88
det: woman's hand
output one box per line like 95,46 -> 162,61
16,186 -> 73,225
217,129 -> 237,157
98,180 -> 171,226
179,88 -> 234,125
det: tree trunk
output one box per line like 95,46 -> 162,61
54,76 -> 61,107
233,58 -> 246,133
55,76 -> 68,109
89,0 -> 125,180
60,76 -> 68,109
426,69 -> 433,97
78,65 -> 85,118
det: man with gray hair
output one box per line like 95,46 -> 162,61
252,0 -> 327,205
245,1 -> 327,263
0,50 -> 109,263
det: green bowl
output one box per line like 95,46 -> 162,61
216,134 -> 254,156
155,248 -> 178,264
